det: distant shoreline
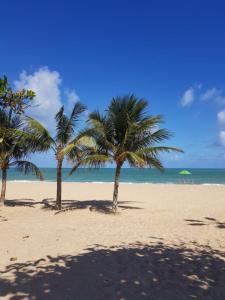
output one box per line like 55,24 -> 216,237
6,180 -> 225,186
3,168 -> 225,185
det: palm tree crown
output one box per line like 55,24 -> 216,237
77,94 -> 183,211
0,109 -> 44,204
26,102 -> 86,209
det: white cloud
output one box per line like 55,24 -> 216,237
14,67 -> 63,132
217,109 -> 225,124
64,89 -> 90,119
65,89 -> 80,112
65,89 -> 80,104
180,85 -> 225,148
201,88 -> 219,100
201,88 -> 225,105
180,88 -> 194,107
219,131 -> 225,146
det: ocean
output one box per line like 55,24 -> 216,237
4,168 -> 225,185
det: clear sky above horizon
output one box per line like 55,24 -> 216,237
1,0 -> 225,168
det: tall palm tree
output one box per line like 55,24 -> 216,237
0,109 -> 44,205
26,102 -> 86,210
72,95 -> 183,212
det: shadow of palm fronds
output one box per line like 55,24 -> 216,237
5,199 -> 39,208
1,241 -> 225,300
41,199 -> 142,215
0,215 -> 8,222
185,217 -> 225,229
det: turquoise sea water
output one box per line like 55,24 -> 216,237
4,168 -> 225,184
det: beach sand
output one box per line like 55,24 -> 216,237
0,182 -> 225,299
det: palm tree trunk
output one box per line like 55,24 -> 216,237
0,168 -> 7,206
56,159 -> 63,210
112,163 -> 122,212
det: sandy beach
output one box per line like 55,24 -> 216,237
0,182 -> 225,299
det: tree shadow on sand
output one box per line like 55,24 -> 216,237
42,198 -> 143,215
4,199 -> 41,208
0,242 -> 225,300
185,217 -> 225,229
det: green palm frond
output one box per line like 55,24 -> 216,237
62,136 -> 96,157
110,94 -> 148,123
55,106 -> 64,124
69,102 -> 86,123
143,155 -> 164,171
55,106 -> 70,145
119,151 -> 146,167
25,117 -> 54,152
55,103 -> 86,146
138,146 -> 184,155
56,115 -> 70,145
70,154 -> 112,175
62,102 -> 86,143
150,129 -> 172,143
0,109 -> 8,125
88,111 -> 108,136
120,115 -> 163,151
85,95 -> 183,172
10,160 -> 44,180
88,111 -> 115,151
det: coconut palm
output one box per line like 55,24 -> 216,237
26,102 -> 86,210
0,109 -> 44,205
71,95 -> 183,212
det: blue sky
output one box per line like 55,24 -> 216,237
1,0 -> 225,168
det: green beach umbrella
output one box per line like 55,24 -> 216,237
179,170 -> 191,175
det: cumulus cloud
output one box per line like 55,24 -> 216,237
64,89 -> 80,112
219,131 -> 225,146
64,89 -> 90,119
217,109 -> 225,124
14,67 -> 63,132
180,84 -> 225,148
201,88 -> 225,105
180,88 -> 194,107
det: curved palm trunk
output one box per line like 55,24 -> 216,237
112,163 -> 122,212
0,168 -> 7,206
56,159 -> 63,210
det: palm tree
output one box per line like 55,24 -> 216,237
26,102 -> 86,210
0,109 -> 44,205
72,95 -> 183,212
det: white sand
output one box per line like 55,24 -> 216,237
0,182 -> 225,299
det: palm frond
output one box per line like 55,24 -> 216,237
0,109 -> 8,125
150,129 -> 172,143
55,106 -> 68,145
55,103 -> 86,146
76,95 -> 182,172
62,102 -> 86,144
25,117 -> 54,152
143,156 -> 164,171
69,102 -> 86,123
118,151 -> 146,167
70,154 -> 112,175
55,106 -> 64,124
61,136 -> 96,157
88,111 -> 115,151
10,160 -> 44,180
139,146 -> 184,155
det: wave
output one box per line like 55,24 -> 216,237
8,180 -> 225,186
